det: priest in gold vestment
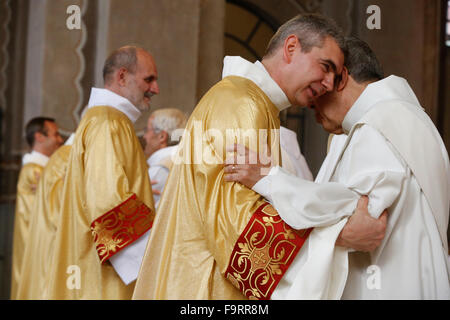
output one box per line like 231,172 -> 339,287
16,134 -> 74,299
11,117 -> 63,299
45,46 -> 160,299
133,14 -> 347,300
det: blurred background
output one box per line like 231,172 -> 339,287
0,0 -> 449,299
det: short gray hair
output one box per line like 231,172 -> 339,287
103,46 -> 140,85
151,108 -> 187,146
344,36 -> 384,83
264,13 -> 346,58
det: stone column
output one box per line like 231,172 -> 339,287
23,0 -> 87,135
196,0 -> 225,101
0,0 -> 31,300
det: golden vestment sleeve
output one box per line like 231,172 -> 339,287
10,163 -> 43,299
133,76 -> 310,300
46,107 -> 155,299
16,145 -> 71,299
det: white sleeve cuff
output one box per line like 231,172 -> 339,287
251,166 -> 279,203
109,229 -> 151,285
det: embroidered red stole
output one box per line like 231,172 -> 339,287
90,194 -> 154,263
225,202 -> 312,299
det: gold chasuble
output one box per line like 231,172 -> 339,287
133,57 -> 311,300
16,144 -> 72,299
46,102 -> 155,299
11,153 -> 48,299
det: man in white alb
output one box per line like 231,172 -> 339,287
143,108 -> 187,207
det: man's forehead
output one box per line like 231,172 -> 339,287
44,121 -> 57,130
142,67 -> 158,80
138,51 -> 155,65
320,37 -> 344,73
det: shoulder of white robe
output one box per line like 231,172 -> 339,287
359,101 -> 449,250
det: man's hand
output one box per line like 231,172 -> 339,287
336,196 -> 388,252
151,180 -> 161,196
223,144 -> 272,188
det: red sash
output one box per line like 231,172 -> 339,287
225,202 -> 312,299
90,194 -> 154,263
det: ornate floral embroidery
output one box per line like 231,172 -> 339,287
225,202 -> 312,300
90,194 -> 154,263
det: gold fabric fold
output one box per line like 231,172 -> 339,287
46,106 -> 155,299
133,76 -> 282,299
16,145 -> 71,299
10,163 -> 44,299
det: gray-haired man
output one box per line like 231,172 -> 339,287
143,108 -> 187,206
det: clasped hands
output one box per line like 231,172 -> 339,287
223,143 -> 387,252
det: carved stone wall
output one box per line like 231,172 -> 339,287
0,0 -> 30,300
22,0 -> 224,136
40,0 -> 87,134
348,0 -> 443,123
105,0 -> 224,132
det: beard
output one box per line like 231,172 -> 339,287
137,92 -> 154,111
130,91 -> 152,111
126,78 -> 153,111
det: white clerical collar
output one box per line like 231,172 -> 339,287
87,87 -> 141,123
222,56 -> 291,111
64,133 -> 75,146
22,150 -> 49,167
147,145 -> 178,167
342,75 -> 422,134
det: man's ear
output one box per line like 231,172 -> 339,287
159,131 -> 169,147
283,35 -> 300,64
34,131 -> 46,144
116,67 -> 128,87
336,67 -> 349,91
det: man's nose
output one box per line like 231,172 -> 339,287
150,81 -> 160,95
321,73 -> 335,92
